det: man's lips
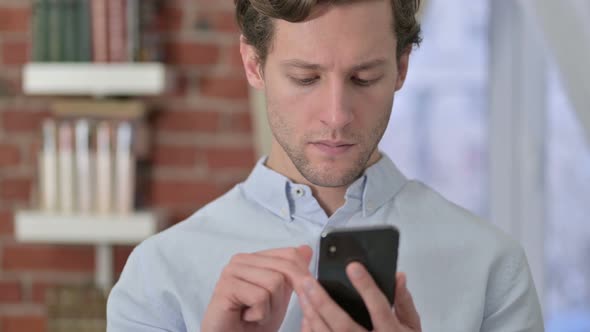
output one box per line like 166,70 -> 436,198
310,141 -> 355,156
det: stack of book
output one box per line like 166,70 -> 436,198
31,0 -> 161,63
38,101 -> 144,216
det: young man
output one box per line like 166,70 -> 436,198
107,0 -> 544,331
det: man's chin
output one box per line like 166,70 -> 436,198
299,160 -> 364,188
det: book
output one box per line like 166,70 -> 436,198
32,0 -> 50,61
138,0 -> 161,61
75,120 -> 92,214
62,0 -> 78,61
33,0 -> 160,63
40,119 -> 58,211
108,0 -> 127,62
58,121 -> 75,214
115,121 -> 135,214
127,0 -> 140,61
96,121 -> 113,214
79,0 -> 92,62
91,0 -> 109,62
48,0 -> 62,61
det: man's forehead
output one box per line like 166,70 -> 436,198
268,1 -> 397,69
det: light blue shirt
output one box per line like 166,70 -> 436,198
107,155 -> 544,331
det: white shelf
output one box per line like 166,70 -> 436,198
23,62 -> 166,97
15,210 -> 160,245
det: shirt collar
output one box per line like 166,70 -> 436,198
241,153 -> 407,222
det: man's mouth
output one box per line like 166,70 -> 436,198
310,141 -> 355,156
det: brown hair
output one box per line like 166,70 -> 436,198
235,0 -> 422,65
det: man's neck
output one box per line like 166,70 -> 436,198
265,143 -> 380,217
266,152 -> 347,216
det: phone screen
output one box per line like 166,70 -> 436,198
317,225 -> 399,330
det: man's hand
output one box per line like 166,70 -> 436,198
298,262 -> 421,332
201,245 -> 313,332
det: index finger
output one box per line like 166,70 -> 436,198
257,245 -> 313,270
247,246 -> 314,290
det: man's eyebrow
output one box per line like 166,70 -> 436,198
351,58 -> 388,71
280,59 -> 323,70
280,58 -> 388,71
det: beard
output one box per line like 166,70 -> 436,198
268,110 -> 390,188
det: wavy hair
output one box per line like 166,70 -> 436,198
234,0 -> 422,64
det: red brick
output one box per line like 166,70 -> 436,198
1,110 -> 50,133
228,43 -> 244,69
165,41 -> 220,66
165,71 -> 190,97
0,143 -> 20,166
227,111 -> 253,133
200,76 -> 249,100
195,0 -> 234,11
0,7 -> 30,33
158,6 -> 184,32
149,180 -> 223,207
1,315 -> 46,332
0,73 -> 22,95
153,145 -> 199,167
0,281 -> 21,303
27,139 -> 43,166
0,178 -> 31,203
114,245 -> 134,277
166,207 -> 196,226
1,40 -> 28,65
0,210 -> 13,235
2,244 -> 94,272
196,11 -> 239,34
154,110 -> 220,133
31,282 -> 50,304
206,147 -> 256,169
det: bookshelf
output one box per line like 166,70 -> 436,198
23,62 -> 166,97
21,0 -> 166,293
15,211 -> 162,290
15,211 -> 159,244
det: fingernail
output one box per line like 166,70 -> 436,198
349,263 -> 364,280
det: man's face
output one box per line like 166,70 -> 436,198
244,0 -> 409,187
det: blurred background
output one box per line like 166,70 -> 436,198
0,0 -> 588,331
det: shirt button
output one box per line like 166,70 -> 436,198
294,187 -> 305,197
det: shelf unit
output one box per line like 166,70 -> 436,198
15,211 -> 161,290
15,211 -> 159,244
19,62 -> 167,290
23,62 -> 166,97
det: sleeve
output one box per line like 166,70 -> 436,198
480,245 -> 545,332
106,244 -> 186,332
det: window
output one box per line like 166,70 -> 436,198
380,0 -> 490,218
380,1 -> 590,329
545,67 -> 590,331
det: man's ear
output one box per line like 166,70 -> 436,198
394,47 -> 411,91
240,35 -> 265,89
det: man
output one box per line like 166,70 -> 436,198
107,0 -> 544,331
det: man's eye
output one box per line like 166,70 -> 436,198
352,76 -> 382,87
291,76 -> 319,86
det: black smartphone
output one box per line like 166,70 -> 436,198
317,225 -> 399,330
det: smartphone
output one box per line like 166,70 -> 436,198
317,225 -> 399,330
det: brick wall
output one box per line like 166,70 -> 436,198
0,0 -> 255,330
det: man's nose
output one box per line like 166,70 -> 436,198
319,81 -> 354,129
